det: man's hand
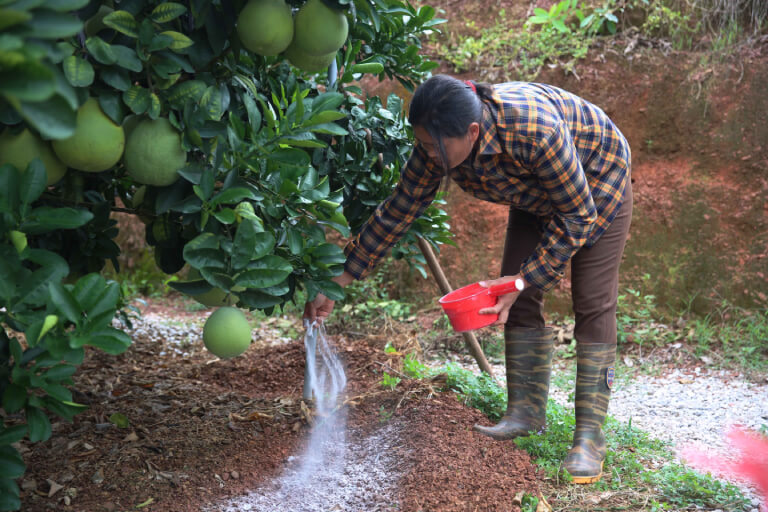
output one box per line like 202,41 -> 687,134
477,274 -> 526,326
303,271 -> 355,323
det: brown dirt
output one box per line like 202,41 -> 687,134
17,298 -> 541,512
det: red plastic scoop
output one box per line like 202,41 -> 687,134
439,279 -> 525,332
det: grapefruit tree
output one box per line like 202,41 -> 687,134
0,0 -> 447,508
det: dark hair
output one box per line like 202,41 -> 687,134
409,74 -> 491,169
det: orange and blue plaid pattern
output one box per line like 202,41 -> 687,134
344,82 -> 631,291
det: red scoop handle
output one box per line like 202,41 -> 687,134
488,278 -> 525,296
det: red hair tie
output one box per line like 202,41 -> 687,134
464,80 -> 477,93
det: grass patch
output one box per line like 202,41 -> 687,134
438,364 -> 752,511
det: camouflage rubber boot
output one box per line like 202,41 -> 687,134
473,327 -> 554,441
563,342 -> 616,484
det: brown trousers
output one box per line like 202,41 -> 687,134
501,181 -> 633,344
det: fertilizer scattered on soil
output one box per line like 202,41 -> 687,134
215,423 -> 401,512
213,323 -> 401,512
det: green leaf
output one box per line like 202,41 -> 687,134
122,84 -> 151,114
200,85 -> 223,120
103,10 -> 139,38
305,109 -> 346,125
277,133 -> 325,148
71,327 -> 131,354
72,274 -> 106,311
44,0 -> 89,11
39,382 -> 71,403
48,282 -> 82,325
212,208 -> 235,224
168,278 -> 211,295
309,122 -> 348,136
286,228 -> 303,255
183,233 -> 226,269
62,55 -> 94,87
26,9 -> 83,39
312,92 -> 344,112
148,92 -> 160,119
0,9 -> 31,31
26,406 -> 52,442
151,2 -> 187,23
237,289 -> 283,308
0,425 -> 26,445
2,384 -> 27,414
111,45 -> 142,72
209,187 -> 257,207
100,66 -> 131,91
18,95 -> 76,139
52,64 -> 77,110
238,255 -> 292,288
251,231 -> 276,260
0,446 -> 25,479
316,279 -> 344,301
19,158 -> 47,210
231,219 -> 257,271
21,206 -> 93,234
160,31 -> 193,51
243,94 -> 261,133
17,249 -> 69,305
0,478 -> 20,511
311,243 -> 346,265
0,58 -> 56,102
42,363 -> 76,382
167,79 -> 207,108
85,36 -> 117,65
97,92 -> 123,124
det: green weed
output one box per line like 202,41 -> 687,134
437,364 -> 751,510
380,372 -> 402,390
403,353 -> 430,378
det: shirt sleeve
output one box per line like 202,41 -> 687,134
343,146 -> 444,280
520,122 -> 598,291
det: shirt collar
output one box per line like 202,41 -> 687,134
477,96 -> 503,156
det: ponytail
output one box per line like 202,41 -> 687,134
409,74 -> 485,170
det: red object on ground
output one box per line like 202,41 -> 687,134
439,279 -> 524,332
680,426 -> 768,512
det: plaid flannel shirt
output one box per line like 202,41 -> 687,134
343,82 -> 631,291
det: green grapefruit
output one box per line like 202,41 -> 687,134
292,0 -> 348,56
236,0 -> 294,56
0,128 -> 67,185
284,40 -> 337,72
124,117 -> 186,187
52,98 -> 125,173
203,307 -> 252,358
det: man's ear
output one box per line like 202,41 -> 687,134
468,122 -> 480,142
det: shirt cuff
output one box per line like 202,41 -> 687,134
520,253 -> 564,292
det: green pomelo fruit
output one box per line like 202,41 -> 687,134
284,41 -> 337,72
203,307 -> 252,358
292,0 -> 348,56
52,98 -> 125,173
236,0 -> 294,56
124,117 -> 186,187
0,128 -> 67,185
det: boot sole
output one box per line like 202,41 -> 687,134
568,461 -> 604,484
